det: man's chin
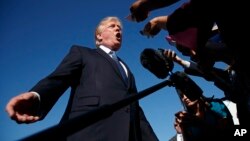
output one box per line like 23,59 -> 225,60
114,43 -> 121,48
112,45 -> 121,51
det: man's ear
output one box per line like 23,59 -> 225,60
97,34 -> 102,42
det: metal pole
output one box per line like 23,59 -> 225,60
21,79 -> 172,141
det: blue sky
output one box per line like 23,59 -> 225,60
0,0 -> 226,140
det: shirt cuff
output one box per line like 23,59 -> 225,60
182,60 -> 199,72
30,91 -> 41,102
29,91 -> 44,118
182,60 -> 191,68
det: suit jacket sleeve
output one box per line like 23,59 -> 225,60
30,46 -> 83,118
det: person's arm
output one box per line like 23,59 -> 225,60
164,49 -> 199,70
129,0 -> 179,22
29,46 -> 83,118
140,16 -> 168,37
6,46 -> 83,124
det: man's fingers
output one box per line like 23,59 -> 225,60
5,96 -> 21,117
15,113 -> 40,124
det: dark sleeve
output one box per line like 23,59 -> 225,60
30,45 -> 83,118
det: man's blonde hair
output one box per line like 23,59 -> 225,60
95,16 -> 122,47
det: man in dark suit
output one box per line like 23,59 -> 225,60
5,16 -> 159,141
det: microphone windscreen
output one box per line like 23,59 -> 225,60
170,71 -> 203,101
140,48 -> 173,79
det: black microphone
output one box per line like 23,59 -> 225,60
170,71 -> 203,101
140,48 -> 174,79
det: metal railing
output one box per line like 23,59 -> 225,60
21,79 -> 172,141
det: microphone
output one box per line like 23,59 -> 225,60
140,48 -> 202,101
140,48 -> 174,79
170,71 -> 203,101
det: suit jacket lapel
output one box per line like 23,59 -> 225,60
96,48 -> 129,87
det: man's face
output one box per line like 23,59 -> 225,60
97,20 -> 122,51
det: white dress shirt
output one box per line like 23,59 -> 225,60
99,45 -> 128,76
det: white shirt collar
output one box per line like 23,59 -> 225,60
99,45 -> 112,54
99,45 -> 128,75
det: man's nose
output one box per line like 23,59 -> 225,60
114,25 -> 121,31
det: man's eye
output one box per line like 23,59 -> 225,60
108,25 -> 115,28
